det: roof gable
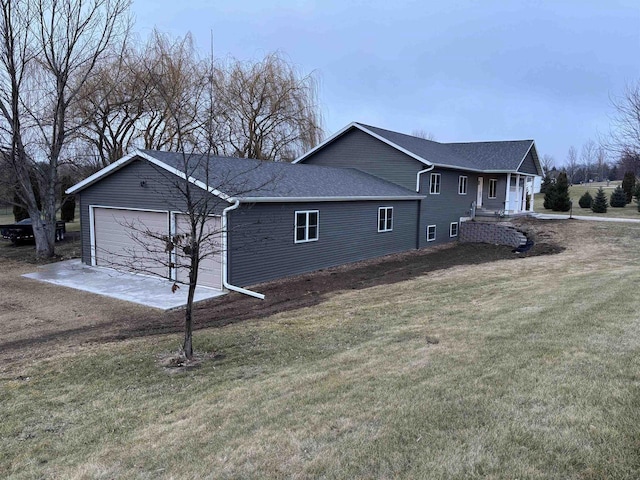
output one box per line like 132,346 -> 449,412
67,149 -> 424,202
295,122 -> 542,175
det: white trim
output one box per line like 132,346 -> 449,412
477,177 -> 484,206
377,206 -> 393,232
427,224 -> 436,242
294,210 -> 319,243
66,151 -> 139,194
515,141 -> 543,176
240,195 -> 424,203
458,175 -> 468,195
488,178 -> 498,199
293,122 -> 434,167
429,173 -> 441,195
89,206 -> 96,266
67,150 -> 234,205
450,222 -> 459,237
169,212 -> 177,281
505,173 -> 512,210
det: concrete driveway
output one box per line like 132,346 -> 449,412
23,259 -> 225,311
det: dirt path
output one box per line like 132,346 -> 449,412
0,218 -> 565,374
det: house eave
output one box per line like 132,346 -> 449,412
239,195 -> 425,203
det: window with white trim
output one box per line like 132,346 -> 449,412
295,210 -> 319,243
450,222 -> 459,237
458,176 -> 468,195
489,179 -> 498,198
430,173 -> 441,194
427,224 -> 436,242
378,207 -> 393,232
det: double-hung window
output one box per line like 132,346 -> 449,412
489,179 -> 498,199
295,210 -> 319,243
450,222 -> 459,237
430,173 -> 441,194
427,225 -> 436,242
378,207 -> 393,232
458,176 -> 468,195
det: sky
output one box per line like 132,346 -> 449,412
131,0 -> 640,166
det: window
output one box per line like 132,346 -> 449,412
427,225 -> 436,242
458,176 -> 468,195
430,173 -> 441,194
450,222 -> 459,237
295,210 -> 319,243
489,179 -> 497,198
378,207 -> 393,232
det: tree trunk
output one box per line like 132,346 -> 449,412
183,281 -> 196,359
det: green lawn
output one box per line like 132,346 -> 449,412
534,181 -> 640,218
2,221 -> 640,478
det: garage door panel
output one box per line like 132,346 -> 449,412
94,208 -> 170,278
174,214 -> 222,289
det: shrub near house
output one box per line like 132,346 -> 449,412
578,191 -> 593,209
610,186 -> 627,208
592,187 -> 608,213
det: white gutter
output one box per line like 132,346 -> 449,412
416,165 -> 435,192
221,199 -> 265,300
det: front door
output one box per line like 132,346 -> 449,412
477,177 -> 483,207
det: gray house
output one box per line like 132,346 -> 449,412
294,122 -> 543,248
67,122 -> 542,296
67,149 -> 424,297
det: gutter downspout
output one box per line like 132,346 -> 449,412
415,165 -> 435,249
222,199 -> 265,300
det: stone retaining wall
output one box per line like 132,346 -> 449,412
459,221 -> 527,248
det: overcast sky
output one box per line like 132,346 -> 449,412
132,0 -> 639,165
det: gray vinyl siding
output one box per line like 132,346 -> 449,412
518,150 -> 539,175
481,175 -> 508,211
301,128 -> 424,191
228,200 -> 419,287
418,169 -> 478,248
78,159 -> 227,264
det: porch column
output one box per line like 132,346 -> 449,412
505,173 -> 511,212
528,177 -> 534,212
516,174 -> 521,211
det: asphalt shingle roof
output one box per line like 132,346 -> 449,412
141,150 -> 423,200
356,123 -> 536,172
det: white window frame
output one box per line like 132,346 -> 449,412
427,224 -> 436,242
489,179 -> 498,199
450,222 -> 459,237
429,173 -> 441,195
294,210 -> 319,243
458,175 -> 468,195
378,206 -> 393,232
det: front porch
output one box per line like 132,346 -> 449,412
475,173 -> 536,218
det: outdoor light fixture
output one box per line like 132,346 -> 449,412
140,181 -> 147,188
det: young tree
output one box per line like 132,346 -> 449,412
591,187 -> 608,213
621,171 -> 636,203
552,172 -> 571,212
0,0 -> 130,258
610,186 -> 627,207
578,191 -> 593,209
543,180 -> 557,209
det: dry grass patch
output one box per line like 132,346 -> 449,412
1,220 -> 640,478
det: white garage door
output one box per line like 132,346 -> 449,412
93,208 -> 170,278
174,214 -> 222,289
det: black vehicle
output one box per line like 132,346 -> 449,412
0,218 -> 66,244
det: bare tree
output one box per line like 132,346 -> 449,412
595,145 -> 608,181
565,146 -> 579,184
580,139 -> 598,183
605,80 -> 640,157
0,0 -> 130,258
411,129 -> 436,141
540,154 -> 555,175
214,52 -> 323,161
